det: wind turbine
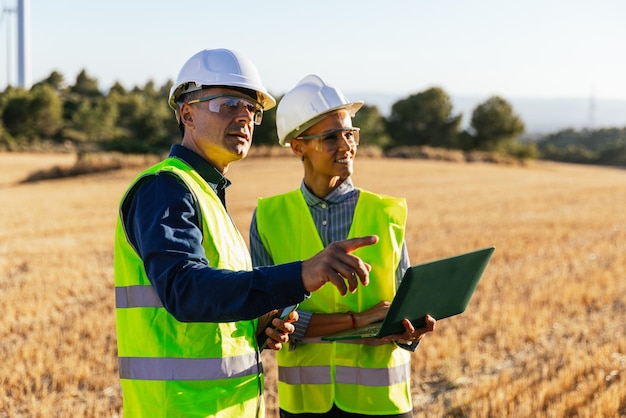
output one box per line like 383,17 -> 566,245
1,0 -> 30,89
1,2 -> 15,87
16,0 -> 30,88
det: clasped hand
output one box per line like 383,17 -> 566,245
257,309 -> 299,351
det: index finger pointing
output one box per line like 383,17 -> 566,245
335,235 -> 379,253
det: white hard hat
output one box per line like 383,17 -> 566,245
168,48 -> 276,111
276,75 -> 364,147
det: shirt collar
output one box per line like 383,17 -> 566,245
300,178 -> 355,206
168,144 -> 231,191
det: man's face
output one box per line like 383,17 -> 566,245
179,87 -> 259,173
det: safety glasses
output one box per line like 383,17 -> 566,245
186,94 -> 264,125
295,127 -> 360,152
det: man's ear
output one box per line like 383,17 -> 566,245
179,104 -> 194,127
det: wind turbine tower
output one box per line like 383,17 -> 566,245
17,0 -> 30,89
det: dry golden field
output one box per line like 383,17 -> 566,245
0,152 -> 625,418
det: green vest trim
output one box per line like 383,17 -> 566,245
255,188 -> 412,415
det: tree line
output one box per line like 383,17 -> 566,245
1,69 -> 625,166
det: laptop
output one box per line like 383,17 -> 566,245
322,246 -> 495,341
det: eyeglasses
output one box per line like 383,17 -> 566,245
295,127 -> 360,152
185,94 -> 264,125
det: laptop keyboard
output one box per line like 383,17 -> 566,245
351,322 -> 383,336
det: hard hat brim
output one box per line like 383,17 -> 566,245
279,101 -> 364,147
168,82 -> 276,111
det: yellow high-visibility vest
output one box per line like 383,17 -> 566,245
115,157 -> 262,418
256,189 -> 412,415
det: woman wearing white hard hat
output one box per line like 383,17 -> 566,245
251,75 -> 436,417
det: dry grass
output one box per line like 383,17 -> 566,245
19,153 -> 162,183
0,152 -> 625,417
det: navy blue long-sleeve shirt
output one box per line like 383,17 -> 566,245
121,144 -> 306,322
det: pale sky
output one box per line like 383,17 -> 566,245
1,0 -> 625,103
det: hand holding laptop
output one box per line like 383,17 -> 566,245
352,300 -> 391,328
380,315 -> 436,344
343,302 -> 436,345
322,247 -> 495,341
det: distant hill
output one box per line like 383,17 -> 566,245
347,92 -> 626,136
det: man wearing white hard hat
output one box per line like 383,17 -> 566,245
114,50 -> 378,418
250,75 -> 436,417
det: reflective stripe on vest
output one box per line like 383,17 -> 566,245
115,285 -> 162,308
119,353 -> 261,380
279,362 -> 409,387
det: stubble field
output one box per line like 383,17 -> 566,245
0,152 -> 625,417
